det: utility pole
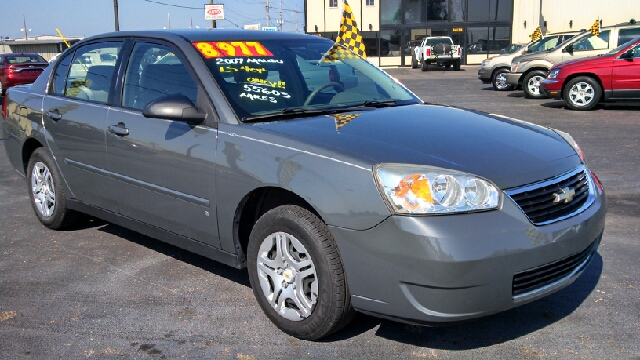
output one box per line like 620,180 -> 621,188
279,0 -> 283,31
113,0 -> 120,31
266,0 -> 271,27
295,6 -> 299,33
168,13 -> 171,29
210,0 -> 217,28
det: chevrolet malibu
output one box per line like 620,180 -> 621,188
1,30 -> 606,340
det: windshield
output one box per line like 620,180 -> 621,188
426,38 -> 453,46
527,36 -> 565,53
606,38 -> 638,55
5,54 -> 47,64
196,38 -> 420,120
501,44 -> 524,54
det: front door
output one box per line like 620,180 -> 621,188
105,41 -> 220,247
562,30 -> 612,62
611,44 -> 640,98
43,41 -> 124,211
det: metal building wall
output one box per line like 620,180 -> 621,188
513,0 -> 640,43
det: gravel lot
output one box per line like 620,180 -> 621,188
1,66 -> 639,359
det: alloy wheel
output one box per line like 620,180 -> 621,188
527,75 -> 544,95
31,162 -> 56,217
568,81 -> 595,107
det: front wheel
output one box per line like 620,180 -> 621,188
247,205 -> 355,340
564,76 -> 602,111
523,70 -> 548,98
27,148 -> 78,229
492,68 -> 514,91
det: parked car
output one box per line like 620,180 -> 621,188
0,53 -> 48,95
540,37 -> 640,110
478,32 -> 580,91
412,36 -> 462,70
507,22 -> 640,98
2,30 -> 606,340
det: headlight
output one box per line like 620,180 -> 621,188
374,164 -> 501,215
553,129 -> 585,162
549,69 -> 560,78
481,58 -> 493,67
510,62 -> 519,72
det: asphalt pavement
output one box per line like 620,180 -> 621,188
1,66 -> 639,359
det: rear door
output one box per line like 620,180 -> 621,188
105,40 -> 220,247
611,43 -> 640,98
43,41 -> 124,210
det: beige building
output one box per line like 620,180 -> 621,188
1,36 -> 82,61
305,0 -> 640,65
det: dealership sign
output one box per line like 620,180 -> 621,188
205,4 -> 224,21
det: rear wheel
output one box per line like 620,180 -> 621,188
492,68 -> 513,91
523,70 -> 548,98
563,76 -> 602,111
247,205 -> 354,340
411,53 -> 418,69
421,60 -> 429,71
27,148 -> 78,229
445,63 -> 451,69
0,81 -> 4,96
453,59 -> 461,71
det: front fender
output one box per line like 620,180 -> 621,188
215,123 -> 390,253
520,59 -> 553,74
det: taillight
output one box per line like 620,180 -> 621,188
426,48 -> 431,56
458,47 -> 461,56
7,65 -> 16,74
2,94 -> 7,119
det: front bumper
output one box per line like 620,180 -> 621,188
329,173 -> 606,324
540,78 -> 563,99
506,72 -> 523,86
477,67 -> 492,83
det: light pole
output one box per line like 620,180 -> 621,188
114,0 -> 119,31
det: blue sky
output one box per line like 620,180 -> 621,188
1,0 -> 306,39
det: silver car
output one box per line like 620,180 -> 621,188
2,30 -> 606,340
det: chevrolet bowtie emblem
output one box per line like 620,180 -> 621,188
553,187 -> 576,203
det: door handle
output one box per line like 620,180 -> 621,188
48,110 -> 62,121
108,122 -> 129,136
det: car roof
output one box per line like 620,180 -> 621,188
80,29 -> 316,44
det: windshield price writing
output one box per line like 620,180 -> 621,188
193,42 -> 274,58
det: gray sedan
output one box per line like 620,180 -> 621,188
1,30 -> 606,340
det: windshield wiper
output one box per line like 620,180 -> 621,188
242,107 -> 335,122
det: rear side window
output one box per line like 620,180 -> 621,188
617,27 -> 640,46
122,43 -> 198,110
572,30 -> 611,51
65,42 -> 122,103
4,54 -> 46,64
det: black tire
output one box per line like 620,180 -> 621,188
523,70 -> 548,98
445,63 -> 451,69
563,76 -> 602,111
26,148 -> 78,229
411,53 -> 418,69
453,59 -> 461,71
247,205 -> 355,340
492,68 -> 514,91
421,60 -> 429,71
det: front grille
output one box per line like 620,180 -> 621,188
512,235 -> 600,298
506,166 -> 592,225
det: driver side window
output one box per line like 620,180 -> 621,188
122,43 -> 198,110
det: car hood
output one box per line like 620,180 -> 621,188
553,55 -> 614,69
252,104 -> 581,189
512,51 -> 554,63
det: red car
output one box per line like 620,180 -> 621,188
0,53 -> 49,95
541,37 -> 640,110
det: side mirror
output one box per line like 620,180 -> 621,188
620,49 -> 634,60
562,44 -> 574,54
143,94 -> 205,124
